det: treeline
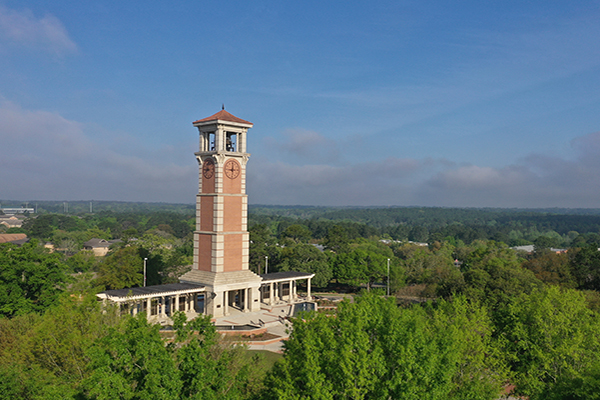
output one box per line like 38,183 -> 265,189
0,199 -> 194,214
21,211 -> 195,242
249,206 -> 600,248
6,202 -> 600,248
248,220 -> 600,300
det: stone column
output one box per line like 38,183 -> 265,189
146,298 -> 151,318
132,302 -> 138,316
269,282 -> 274,305
243,288 -> 249,312
307,278 -> 312,301
175,295 -> 179,313
224,291 -> 229,316
288,280 -> 293,303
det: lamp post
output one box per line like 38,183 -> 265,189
387,258 -> 390,297
265,255 -> 268,274
144,257 -> 148,287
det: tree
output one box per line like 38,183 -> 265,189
323,225 -> 350,254
332,249 -> 369,287
460,241 -> 541,307
570,245 -> 600,291
96,246 -> 143,290
0,240 -> 70,317
266,294 -> 506,400
80,315 -> 182,400
409,226 -> 429,243
523,251 -> 575,288
333,242 -> 394,290
174,313 -> 259,399
249,224 -> 281,275
534,235 -> 561,252
541,361 -> 600,400
499,286 -> 600,399
280,224 -> 312,243
279,244 -> 332,287
66,250 -> 98,273
392,242 -> 459,296
0,295 -> 121,400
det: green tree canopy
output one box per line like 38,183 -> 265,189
0,240 -> 70,317
499,286 -> 600,399
267,294 -> 506,400
96,246 -> 143,290
279,244 -> 332,287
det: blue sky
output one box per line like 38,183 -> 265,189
1,1 -> 600,207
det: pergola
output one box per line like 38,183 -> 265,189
259,271 -> 314,306
96,282 -> 206,322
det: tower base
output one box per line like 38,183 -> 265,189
180,269 -> 262,317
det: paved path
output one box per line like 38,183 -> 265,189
214,304 -> 295,353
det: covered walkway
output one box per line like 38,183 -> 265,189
259,271 -> 314,306
97,282 -> 206,324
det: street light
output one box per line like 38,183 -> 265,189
265,255 -> 269,274
387,258 -> 390,297
144,257 -> 148,287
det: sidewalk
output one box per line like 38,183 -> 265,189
214,304 -> 296,353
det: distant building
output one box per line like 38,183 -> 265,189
511,245 -> 568,254
0,234 -> 28,245
512,245 -> 535,253
1,208 -> 34,215
0,215 -> 24,229
83,238 -> 122,256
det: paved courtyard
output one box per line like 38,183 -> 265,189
213,303 -> 309,352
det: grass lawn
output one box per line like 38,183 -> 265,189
246,349 -> 283,368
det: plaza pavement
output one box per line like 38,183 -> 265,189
214,304 -> 297,353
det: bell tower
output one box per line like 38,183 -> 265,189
180,107 -> 262,317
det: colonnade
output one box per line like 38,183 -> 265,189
260,277 -> 312,306
117,292 -> 204,321
222,287 -> 252,315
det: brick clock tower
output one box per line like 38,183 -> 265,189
180,107 -> 262,317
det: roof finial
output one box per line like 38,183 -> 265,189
222,104 -> 225,110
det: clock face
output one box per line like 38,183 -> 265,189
202,159 -> 215,179
224,159 -> 240,179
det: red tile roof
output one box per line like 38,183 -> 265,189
0,233 -> 27,243
193,109 -> 252,125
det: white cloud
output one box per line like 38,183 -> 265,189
263,128 -> 339,163
0,100 -> 195,202
3,100 -> 600,208
418,131 -> 600,207
0,5 -> 77,55
247,156 -> 434,206
248,130 -> 600,208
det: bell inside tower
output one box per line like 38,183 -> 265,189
226,132 -> 237,152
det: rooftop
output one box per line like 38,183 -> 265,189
100,282 -> 205,300
192,108 -> 252,126
260,271 -> 315,283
